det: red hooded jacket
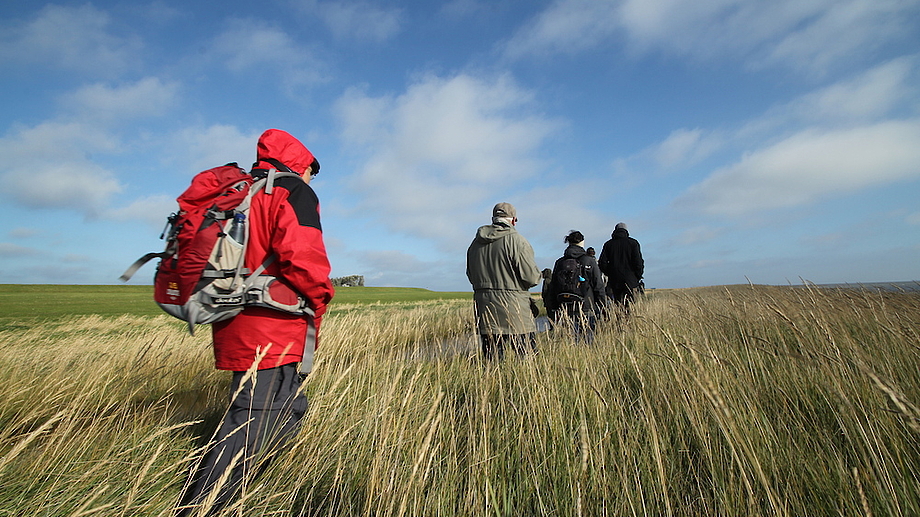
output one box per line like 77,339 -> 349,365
211,129 -> 335,371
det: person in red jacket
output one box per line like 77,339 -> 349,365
177,129 -> 334,516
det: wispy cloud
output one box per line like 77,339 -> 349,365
167,125 -> 261,173
509,182 -> 616,252
0,122 -> 122,216
208,20 -> 328,94
641,57 -> 920,218
8,227 -> 40,239
0,4 -> 141,76
296,0 -> 403,42
502,0 -> 619,58
743,56 -> 919,136
354,249 -> 462,290
60,77 -> 180,123
103,194 -> 177,226
675,119 -> 920,216
334,73 -> 560,246
755,0 -> 918,75
0,243 -> 39,257
0,77 -> 181,221
439,0 -> 490,19
504,0 -> 919,74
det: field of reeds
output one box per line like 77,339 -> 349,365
1,284 -> 919,516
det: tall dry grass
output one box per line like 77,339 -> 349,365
0,287 -> 918,516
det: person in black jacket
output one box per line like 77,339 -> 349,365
546,231 -> 606,342
598,222 -> 644,313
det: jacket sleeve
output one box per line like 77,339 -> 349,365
511,234 -> 541,290
631,240 -> 644,279
597,244 -> 610,276
594,265 -> 607,303
545,260 -> 559,311
270,182 -> 334,318
588,257 -> 606,303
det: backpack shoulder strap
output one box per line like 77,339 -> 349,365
238,169 -> 300,214
257,157 -> 302,194
119,252 -> 167,282
264,168 -> 302,195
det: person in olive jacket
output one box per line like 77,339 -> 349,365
466,202 -> 542,359
598,222 -> 644,311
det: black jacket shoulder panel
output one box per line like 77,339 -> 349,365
274,176 -> 321,230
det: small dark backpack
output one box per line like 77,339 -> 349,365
554,257 -> 586,303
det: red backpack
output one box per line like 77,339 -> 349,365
120,163 -> 312,334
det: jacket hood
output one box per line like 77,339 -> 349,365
563,244 -> 586,259
475,223 -> 514,243
254,129 -> 316,176
612,227 -> 629,239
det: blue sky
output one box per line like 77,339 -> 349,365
1,0 -> 919,291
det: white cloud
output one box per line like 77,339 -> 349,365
0,4 -> 140,75
651,128 -> 724,169
672,225 -> 723,246
805,57 -> 919,121
334,89 -> 391,145
305,0 -> 403,42
611,126 -> 725,179
132,1 -> 183,24
213,23 -> 300,72
615,0 -> 821,58
439,0 -> 489,18
746,56 -> 920,136
503,0 -> 619,58
758,0 -> 916,74
14,163 -> 122,216
209,20 -> 327,93
632,57 -> 920,207
103,194 -> 177,226
360,249 -> 427,276
510,183 -> 615,253
907,212 -> 920,226
60,77 -> 180,122
0,243 -> 39,257
353,249 -> 463,290
8,228 -> 40,239
689,259 -> 725,270
62,254 -> 92,263
0,122 -> 122,215
334,73 -> 560,246
676,119 -> 920,216
169,125 -> 261,173
505,0 -> 919,73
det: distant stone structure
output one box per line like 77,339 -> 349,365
331,275 -> 365,287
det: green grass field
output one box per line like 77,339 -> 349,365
0,284 -> 471,322
1,284 -> 918,516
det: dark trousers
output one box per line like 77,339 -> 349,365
480,333 -> 536,360
609,285 -> 636,311
557,301 -> 597,343
176,363 -> 307,516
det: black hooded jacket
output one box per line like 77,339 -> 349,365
598,228 -> 644,291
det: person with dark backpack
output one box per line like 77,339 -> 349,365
546,230 -> 606,343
